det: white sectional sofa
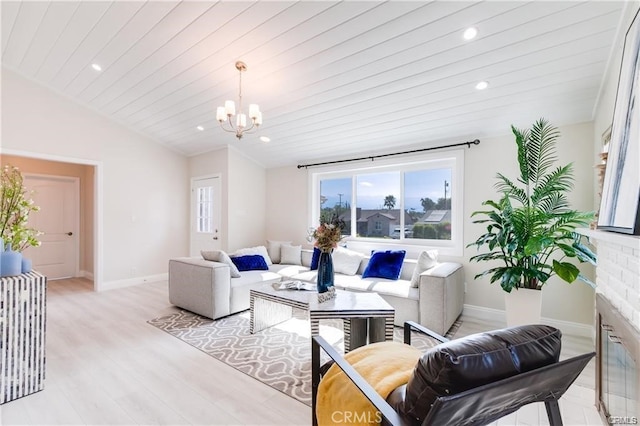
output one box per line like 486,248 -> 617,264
168,247 -> 464,335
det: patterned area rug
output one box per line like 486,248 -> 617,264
148,309 -> 461,406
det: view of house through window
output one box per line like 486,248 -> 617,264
317,164 -> 454,242
320,177 -> 352,235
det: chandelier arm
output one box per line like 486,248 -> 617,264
219,119 -> 237,133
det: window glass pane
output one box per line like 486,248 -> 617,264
356,172 -> 400,238
319,177 -> 351,235
197,186 -> 214,233
405,168 -> 452,240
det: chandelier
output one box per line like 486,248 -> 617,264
216,61 -> 262,139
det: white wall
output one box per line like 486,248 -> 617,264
1,68 -> 190,288
265,166 -> 310,247
227,146 -> 267,252
265,121 -> 598,326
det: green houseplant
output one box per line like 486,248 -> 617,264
0,165 -> 41,251
468,119 -> 596,297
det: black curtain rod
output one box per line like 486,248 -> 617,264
296,139 -> 480,169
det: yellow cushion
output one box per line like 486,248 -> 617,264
316,341 -> 421,426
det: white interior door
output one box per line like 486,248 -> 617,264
22,175 -> 79,279
190,176 -> 221,256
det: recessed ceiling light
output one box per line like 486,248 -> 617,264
260,136 -> 271,143
463,27 -> 478,40
91,63 -> 102,72
475,81 -> 489,90
197,125 -> 204,131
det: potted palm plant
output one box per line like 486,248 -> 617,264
468,119 -> 596,325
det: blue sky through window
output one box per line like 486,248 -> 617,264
320,168 -> 452,211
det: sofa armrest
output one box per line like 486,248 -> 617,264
418,262 -> 464,335
168,257 -> 232,319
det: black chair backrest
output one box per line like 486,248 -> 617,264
423,351 -> 595,426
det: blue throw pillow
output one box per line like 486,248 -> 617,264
310,247 -> 321,270
231,254 -> 268,272
362,250 -> 406,280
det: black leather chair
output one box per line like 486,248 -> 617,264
311,321 -> 594,426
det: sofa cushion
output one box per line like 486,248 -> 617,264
267,240 -> 291,264
402,324 -> 562,423
362,250 -> 406,280
332,247 -> 364,275
201,250 -> 241,278
290,270 -> 319,282
280,244 -> 302,265
230,270 -> 282,287
231,254 -> 269,271
269,264 -> 310,277
410,250 -> 438,287
334,275 -> 419,301
233,245 -> 273,265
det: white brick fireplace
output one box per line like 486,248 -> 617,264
583,229 -> 640,332
581,229 -> 639,423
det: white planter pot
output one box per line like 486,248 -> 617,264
504,287 -> 542,327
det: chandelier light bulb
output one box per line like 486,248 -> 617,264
216,107 -> 226,122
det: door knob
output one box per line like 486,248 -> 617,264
67,232 -> 73,236
213,237 -> 218,240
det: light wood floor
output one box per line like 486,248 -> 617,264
0,278 -> 603,425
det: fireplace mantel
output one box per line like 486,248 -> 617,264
579,228 -> 640,250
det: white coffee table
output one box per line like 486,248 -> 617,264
249,283 -> 395,352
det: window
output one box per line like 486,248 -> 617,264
197,186 -> 214,233
310,150 -> 464,255
319,177 -> 351,235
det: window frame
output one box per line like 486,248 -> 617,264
309,149 -> 464,257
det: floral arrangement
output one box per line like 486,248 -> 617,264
312,213 -> 345,252
0,165 -> 42,252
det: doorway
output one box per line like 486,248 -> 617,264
1,153 -> 98,288
190,175 -> 221,256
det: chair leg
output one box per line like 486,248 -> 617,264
545,399 -> 563,426
312,338 -> 320,426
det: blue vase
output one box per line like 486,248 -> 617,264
21,257 -> 33,274
1,243 -> 23,277
316,250 -> 334,293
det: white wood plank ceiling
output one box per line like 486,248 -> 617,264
1,1 -> 628,168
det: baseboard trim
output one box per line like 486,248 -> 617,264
79,270 -> 94,281
463,304 -> 594,338
99,273 -> 167,292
